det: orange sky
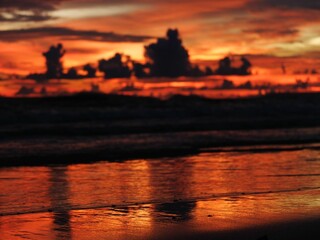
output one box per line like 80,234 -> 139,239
1,0 -> 320,75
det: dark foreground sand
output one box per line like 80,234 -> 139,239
155,217 -> 320,240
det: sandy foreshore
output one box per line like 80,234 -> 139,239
1,135 -> 319,239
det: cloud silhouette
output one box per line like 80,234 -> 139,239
243,28 -> 299,38
250,0 -> 320,10
0,0 -> 64,22
0,27 -> 155,43
0,0 -> 63,11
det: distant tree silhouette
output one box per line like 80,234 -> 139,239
297,68 -> 318,75
220,79 -> 235,89
98,53 -> 131,79
132,62 -> 148,78
238,80 -> 252,89
40,87 -> 47,95
239,57 -> 252,75
43,43 -> 66,79
311,69 -> 318,74
294,78 -> 309,89
83,64 -> 96,78
216,56 -> 252,75
216,57 -> 233,75
145,29 -> 191,77
26,73 -> 46,81
205,66 -> 214,76
189,65 -> 205,77
65,67 -> 79,79
16,86 -> 34,96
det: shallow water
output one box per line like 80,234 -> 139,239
0,145 -> 320,239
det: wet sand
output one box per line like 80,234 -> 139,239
1,193 -> 319,240
1,148 -> 320,239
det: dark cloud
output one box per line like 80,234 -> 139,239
0,27 -> 154,42
0,0 -> 64,22
67,48 -> 101,54
0,0 -> 64,11
243,28 -> 299,38
249,0 -> 320,10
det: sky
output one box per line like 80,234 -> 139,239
1,0 -> 320,75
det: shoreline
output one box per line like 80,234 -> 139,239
1,135 -> 320,167
1,197 -> 319,240
1,92 -> 319,167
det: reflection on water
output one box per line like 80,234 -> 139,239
155,202 -> 196,222
0,146 -> 320,239
49,166 -> 72,239
149,158 -> 196,223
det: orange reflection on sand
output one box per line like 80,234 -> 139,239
192,189 -> 320,232
0,213 -> 55,240
71,207 -> 153,240
67,160 -> 152,207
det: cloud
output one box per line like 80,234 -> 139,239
0,27 -> 155,42
243,28 -> 299,38
249,0 -> 320,10
0,0 -> 64,11
66,47 -> 101,54
1,0 -> 320,75
0,0 -> 65,22
0,13 -> 53,22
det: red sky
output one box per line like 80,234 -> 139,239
1,0 -> 320,75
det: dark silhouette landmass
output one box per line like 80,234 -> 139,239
0,92 -> 319,166
26,29 -> 253,81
